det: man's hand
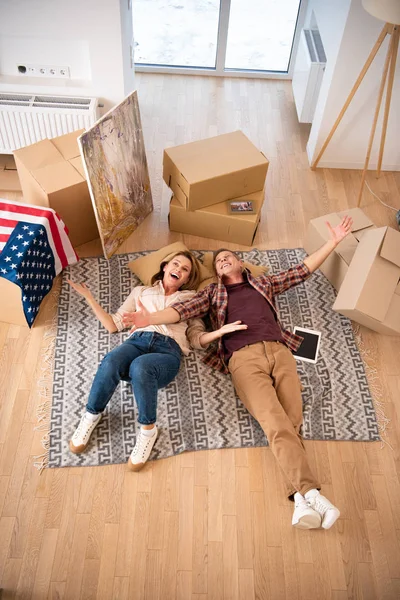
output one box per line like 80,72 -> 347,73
122,298 -> 150,332
326,215 -> 353,247
218,321 -> 248,337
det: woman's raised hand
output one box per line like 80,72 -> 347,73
218,321 -> 248,337
67,279 -> 94,301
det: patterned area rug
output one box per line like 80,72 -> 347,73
48,249 -> 379,468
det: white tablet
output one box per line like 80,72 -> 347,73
293,327 -> 321,364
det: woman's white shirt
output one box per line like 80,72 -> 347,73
111,280 -> 205,355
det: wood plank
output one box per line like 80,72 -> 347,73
178,467 -> 194,571
96,523 -> 119,600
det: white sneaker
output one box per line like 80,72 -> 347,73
128,426 -> 158,472
305,489 -> 340,529
292,492 -> 322,529
69,412 -> 102,454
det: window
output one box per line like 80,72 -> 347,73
133,0 -> 304,77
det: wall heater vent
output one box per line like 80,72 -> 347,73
0,93 -> 99,153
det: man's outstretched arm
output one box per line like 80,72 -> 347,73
121,288 -> 211,330
122,301 -> 180,329
303,215 -> 353,273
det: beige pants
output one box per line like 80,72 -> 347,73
228,341 -> 319,498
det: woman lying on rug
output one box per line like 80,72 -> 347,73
67,251 -> 245,471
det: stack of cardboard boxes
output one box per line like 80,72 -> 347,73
164,131 -> 269,246
305,208 -> 400,336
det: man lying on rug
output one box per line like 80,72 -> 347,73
123,216 -> 353,530
67,251 -> 245,471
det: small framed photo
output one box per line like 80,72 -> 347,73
293,327 -> 322,364
229,200 -> 254,213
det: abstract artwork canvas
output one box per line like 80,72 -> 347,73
79,90 -> 153,258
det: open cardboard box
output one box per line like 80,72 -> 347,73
163,131 -> 269,211
304,208 -> 375,291
169,187 -> 265,245
0,154 -> 21,192
333,226 -> 400,335
13,130 -> 99,247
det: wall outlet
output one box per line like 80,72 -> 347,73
17,64 -> 70,79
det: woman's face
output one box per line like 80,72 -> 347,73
163,254 -> 192,289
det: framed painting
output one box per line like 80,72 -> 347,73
79,90 -> 153,258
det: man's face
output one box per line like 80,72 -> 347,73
214,251 -> 243,279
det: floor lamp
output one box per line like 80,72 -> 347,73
311,0 -> 400,207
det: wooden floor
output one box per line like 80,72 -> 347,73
1,73 -> 400,600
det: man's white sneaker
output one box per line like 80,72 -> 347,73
69,412 -> 102,454
305,489 -> 340,529
128,426 -> 158,472
292,492 -> 322,529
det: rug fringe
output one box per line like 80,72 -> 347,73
33,284 -> 60,472
352,324 -> 391,449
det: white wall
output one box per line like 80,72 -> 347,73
0,0 -> 135,112
305,0 -> 400,170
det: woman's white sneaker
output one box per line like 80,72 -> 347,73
292,492 -> 322,529
69,412 -> 102,454
128,426 -> 158,472
305,489 -> 340,529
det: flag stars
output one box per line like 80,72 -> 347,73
22,225 -> 29,231
11,263 -> 17,269
17,252 -> 23,257
1,268 -> 6,274
17,234 -> 23,240
11,245 -> 18,251
4,256 -> 11,262
28,231 -> 34,236
23,241 -> 29,247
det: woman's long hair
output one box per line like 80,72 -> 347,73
151,251 -> 200,291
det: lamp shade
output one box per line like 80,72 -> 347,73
362,0 -> 400,25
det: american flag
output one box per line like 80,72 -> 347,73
0,200 -> 78,327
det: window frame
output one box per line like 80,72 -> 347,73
134,0 -> 308,80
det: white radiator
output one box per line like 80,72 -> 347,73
0,93 -> 100,153
292,29 -> 326,124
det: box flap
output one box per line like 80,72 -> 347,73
356,254 -> 400,321
164,131 -> 268,183
380,226 -> 400,269
337,207 -> 374,232
32,161 -> 84,194
13,139 -> 64,170
52,129 -> 85,160
69,156 -> 87,180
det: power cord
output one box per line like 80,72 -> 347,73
364,180 -> 400,229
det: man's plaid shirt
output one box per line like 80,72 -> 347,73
171,262 -> 312,374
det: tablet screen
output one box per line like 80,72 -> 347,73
293,327 -> 321,364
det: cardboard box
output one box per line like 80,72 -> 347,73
304,208 -> 375,291
333,227 -> 400,335
13,130 -> 98,247
169,188 -> 265,246
163,131 -> 269,211
0,154 -> 21,192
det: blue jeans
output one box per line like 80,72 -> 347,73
86,331 -> 182,424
